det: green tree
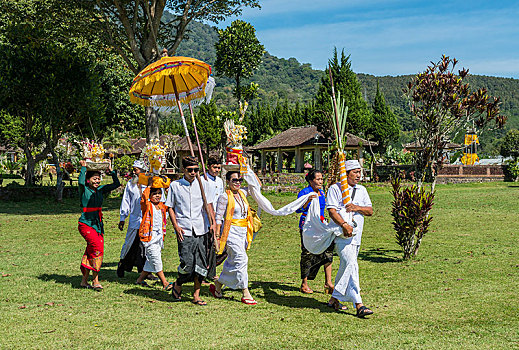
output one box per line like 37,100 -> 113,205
404,55 -> 507,188
500,129 -> 519,160
214,20 -> 264,111
80,1 -> 260,141
0,23 -> 102,191
368,81 -> 400,153
191,101 -> 227,157
314,49 -> 372,138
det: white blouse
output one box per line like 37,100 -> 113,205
215,188 -> 249,224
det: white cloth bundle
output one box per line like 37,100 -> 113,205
243,166 -> 313,216
301,198 -> 354,254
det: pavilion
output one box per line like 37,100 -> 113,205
250,125 -> 377,173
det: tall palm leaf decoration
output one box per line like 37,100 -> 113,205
328,69 -> 353,206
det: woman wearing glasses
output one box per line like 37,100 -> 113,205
209,170 -> 257,305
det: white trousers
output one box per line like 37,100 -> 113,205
332,240 -> 362,306
120,227 -> 139,259
218,226 -> 248,290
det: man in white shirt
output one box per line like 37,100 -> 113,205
117,160 -> 148,278
167,156 -> 216,305
326,159 -> 374,317
205,156 -> 224,281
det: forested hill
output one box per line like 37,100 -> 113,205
173,19 -> 322,104
173,19 -> 519,132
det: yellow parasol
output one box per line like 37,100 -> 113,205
129,56 -> 211,108
128,55 -> 212,177
129,55 -> 216,245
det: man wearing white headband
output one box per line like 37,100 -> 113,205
117,159 -> 153,278
326,158 -> 374,317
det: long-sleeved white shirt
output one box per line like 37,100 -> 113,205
119,182 -> 147,230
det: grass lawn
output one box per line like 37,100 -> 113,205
0,182 -> 518,349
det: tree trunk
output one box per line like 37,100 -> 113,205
24,148 -> 36,186
145,107 -> 160,142
50,149 -> 64,202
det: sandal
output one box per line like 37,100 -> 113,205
324,285 -> 335,295
299,286 -> 314,294
192,299 -> 207,306
171,282 -> 182,301
356,305 -> 374,318
92,284 -> 103,291
135,281 -> 151,287
209,284 -> 223,299
80,284 -> 92,289
163,282 -> 174,291
241,297 -> 257,305
327,300 -> 347,311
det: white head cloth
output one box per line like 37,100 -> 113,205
345,160 -> 361,171
133,160 -> 148,171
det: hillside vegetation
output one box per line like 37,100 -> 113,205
173,19 -> 519,155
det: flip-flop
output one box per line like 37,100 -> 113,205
241,297 -> 257,305
171,283 -> 182,301
356,305 -> 373,318
92,284 -> 103,291
135,281 -> 151,287
327,301 -> 347,311
299,286 -> 314,294
192,300 -> 207,306
209,284 -> 223,299
164,282 -> 174,291
80,284 -> 92,289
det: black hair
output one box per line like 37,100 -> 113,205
86,170 -> 101,181
207,156 -> 221,167
150,187 -> 162,196
225,170 -> 240,182
305,169 -> 322,183
182,156 -> 198,168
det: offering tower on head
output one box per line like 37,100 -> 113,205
224,119 -> 248,174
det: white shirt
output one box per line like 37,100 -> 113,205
207,173 -> 224,208
326,183 -> 372,245
119,182 -> 147,230
165,176 -> 215,236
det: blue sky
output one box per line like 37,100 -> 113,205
218,0 -> 519,78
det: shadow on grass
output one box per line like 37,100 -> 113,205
250,280 -> 338,313
37,268 -> 137,288
0,197 -> 122,216
358,248 -> 401,263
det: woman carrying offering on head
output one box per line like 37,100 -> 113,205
78,160 -> 121,290
296,169 -> 335,294
209,170 -> 257,305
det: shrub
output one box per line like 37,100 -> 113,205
503,160 -> 519,182
113,155 -> 137,178
391,177 -> 435,260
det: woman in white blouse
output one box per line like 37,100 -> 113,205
209,170 -> 257,305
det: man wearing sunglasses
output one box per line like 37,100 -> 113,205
165,156 -> 216,306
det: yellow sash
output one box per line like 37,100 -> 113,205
218,189 -> 254,254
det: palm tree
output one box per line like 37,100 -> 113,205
102,129 -> 132,161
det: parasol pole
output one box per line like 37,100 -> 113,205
188,102 -> 208,181
329,68 -> 343,150
171,76 -> 215,243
